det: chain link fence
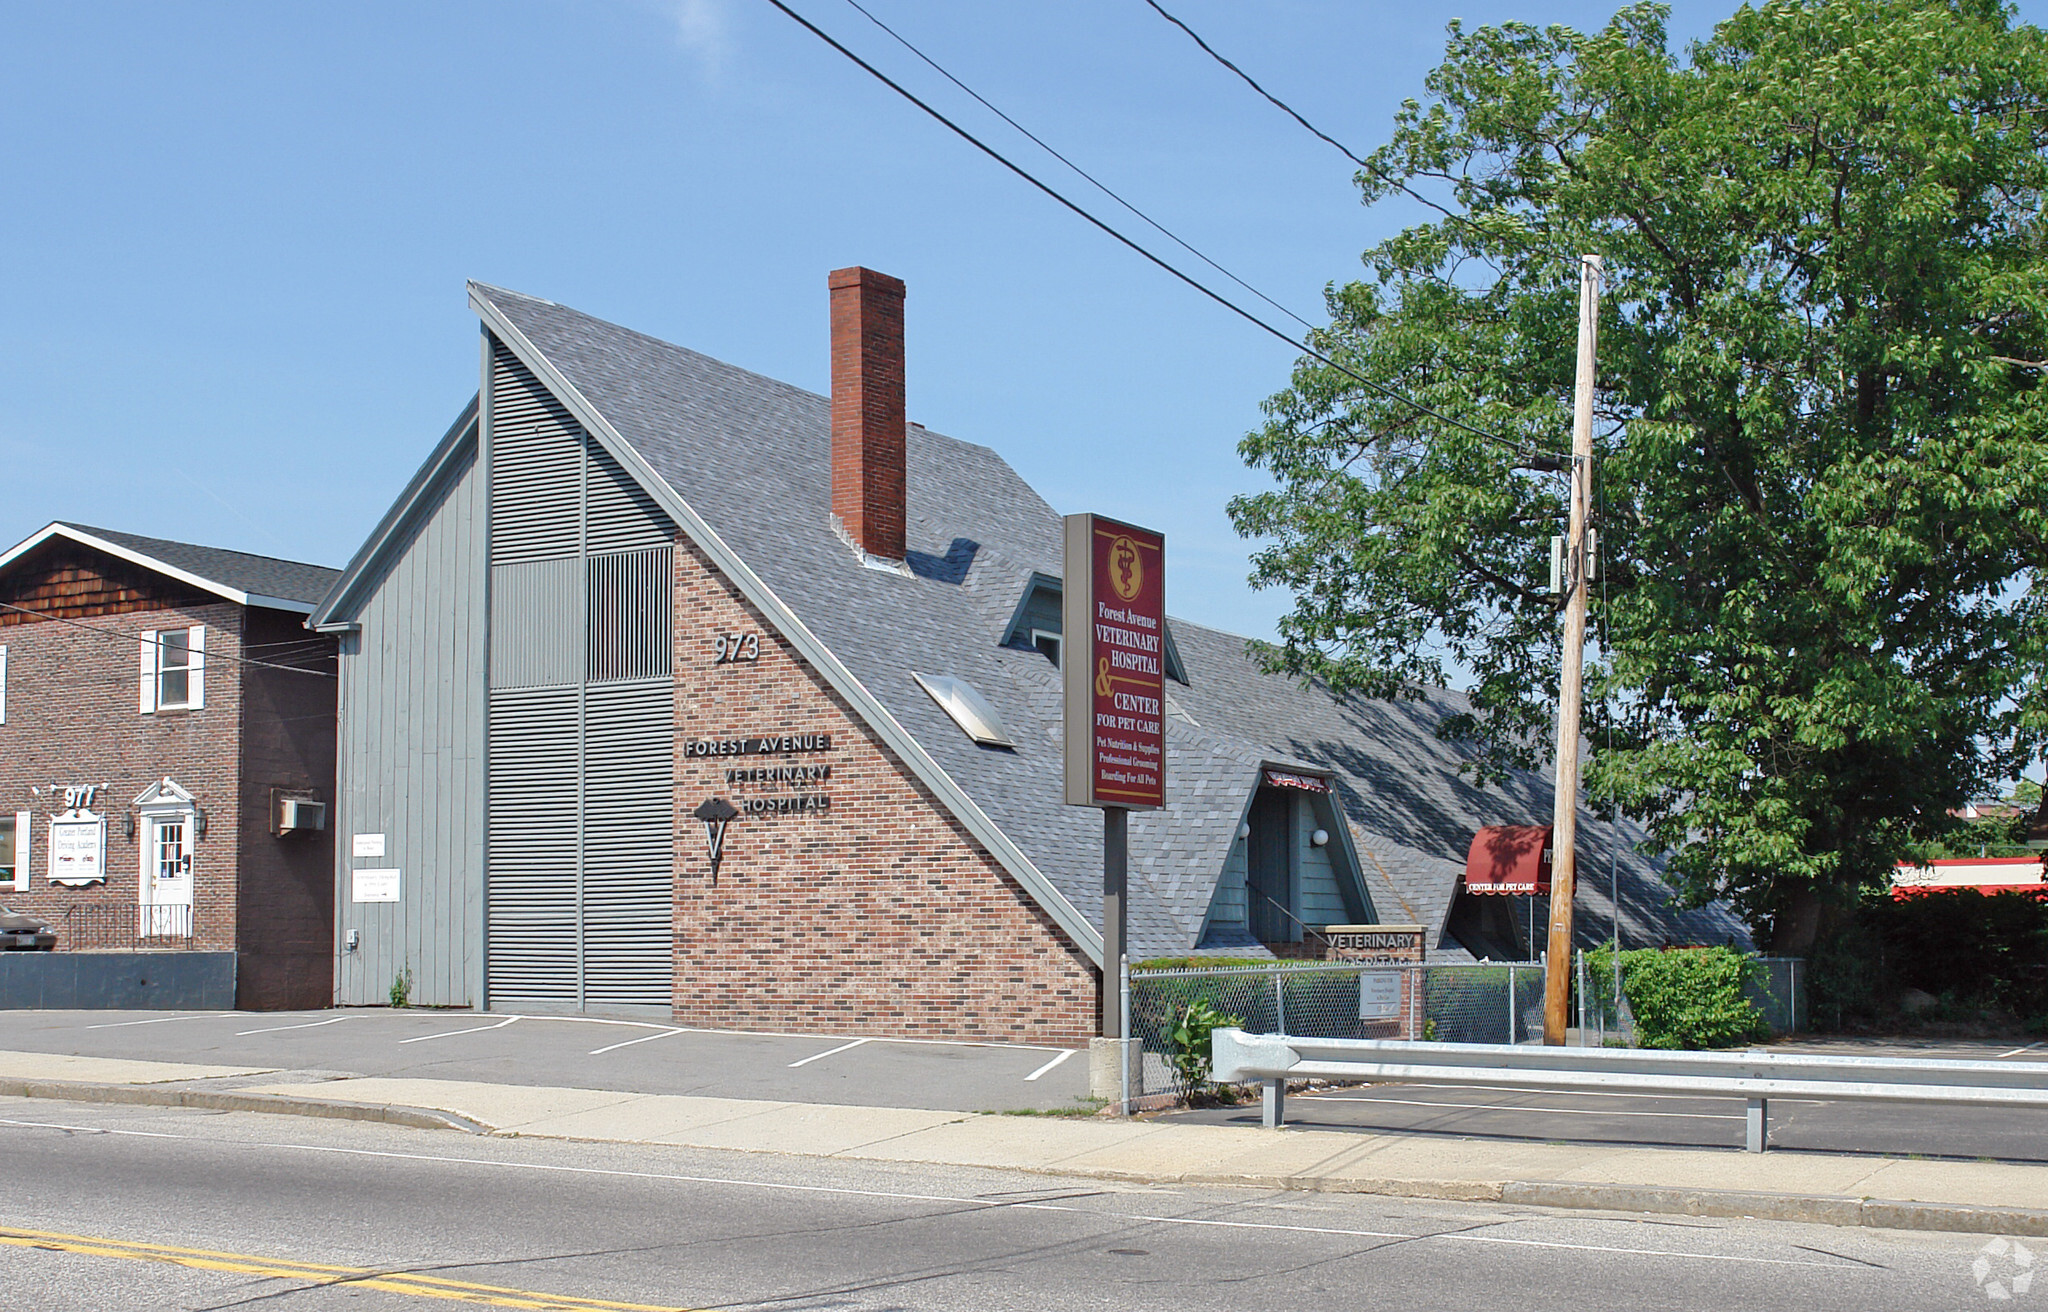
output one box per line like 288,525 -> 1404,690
1129,953 -> 1807,1100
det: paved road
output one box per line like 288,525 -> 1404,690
0,1008 -> 1094,1112
0,1096 -> 2012,1311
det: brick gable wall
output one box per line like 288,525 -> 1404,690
672,537 -> 1096,1045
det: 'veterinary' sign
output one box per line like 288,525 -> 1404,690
1062,513 -> 1166,810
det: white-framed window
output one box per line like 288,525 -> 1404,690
0,812 -> 23,892
139,626 -> 205,713
0,643 -> 8,724
1030,629 -> 1061,667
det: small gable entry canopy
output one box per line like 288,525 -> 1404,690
1464,825 -> 1553,896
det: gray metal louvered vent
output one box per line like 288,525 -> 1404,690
581,680 -> 675,1007
586,441 -> 670,553
485,334 -> 677,1013
489,558 -> 583,689
489,344 -> 582,565
587,547 -> 673,683
486,686 -> 580,1004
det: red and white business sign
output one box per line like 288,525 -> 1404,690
1063,513 -> 1166,810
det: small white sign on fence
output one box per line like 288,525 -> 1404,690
352,868 -> 401,903
1359,969 -> 1402,1021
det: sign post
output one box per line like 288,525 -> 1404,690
1063,513 -> 1165,1040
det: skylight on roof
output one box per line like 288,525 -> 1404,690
913,672 -> 1016,748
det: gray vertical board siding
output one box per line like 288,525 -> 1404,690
1207,832 -> 1249,933
1298,793 -> 1349,928
484,339 -> 676,1012
332,441 -> 487,1007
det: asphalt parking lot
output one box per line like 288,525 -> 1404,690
1164,1037 -> 2048,1161
0,1008 -> 1096,1113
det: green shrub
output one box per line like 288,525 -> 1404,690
1165,999 -> 1240,1098
1618,947 -> 1766,1050
389,965 -> 413,1009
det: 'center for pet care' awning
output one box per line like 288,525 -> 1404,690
1464,825 -> 1553,895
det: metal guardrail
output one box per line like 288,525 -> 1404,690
1210,1029 -> 2048,1152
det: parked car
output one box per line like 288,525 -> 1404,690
0,909 -> 56,951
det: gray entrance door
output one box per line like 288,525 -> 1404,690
1245,788 -> 1296,944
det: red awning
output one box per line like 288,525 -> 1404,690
1464,825 -> 1553,896
1263,769 -> 1330,793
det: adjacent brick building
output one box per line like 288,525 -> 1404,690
311,271 -> 1746,1039
0,524 -> 340,1008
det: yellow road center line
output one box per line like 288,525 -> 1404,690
0,1226 -> 698,1311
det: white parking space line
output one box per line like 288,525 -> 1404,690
398,1016 -> 522,1044
788,1037 -> 870,1068
1023,1049 -> 1077,1082
235,1016 -> 355,1037
589,1027 -> 688,1056
1313,1094 -> 1743,1121
83,1014 -> 235,1030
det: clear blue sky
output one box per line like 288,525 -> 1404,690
6,1 -> 2030,644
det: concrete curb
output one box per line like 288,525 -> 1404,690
6,1078 -> 2047,1238
0,1077 -> 488,1135
1075,1169 -> 2048,1238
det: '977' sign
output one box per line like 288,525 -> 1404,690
1062,513 -> 1166,810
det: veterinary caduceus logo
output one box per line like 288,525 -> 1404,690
1109,535 -> 1144,602
1977,1237 -> 2036,1301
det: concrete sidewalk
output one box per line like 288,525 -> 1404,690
3,1047 -> 2045,1239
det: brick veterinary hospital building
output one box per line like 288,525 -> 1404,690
303,269 -> 1743,1042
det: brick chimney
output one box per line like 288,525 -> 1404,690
829,266 -> 907,562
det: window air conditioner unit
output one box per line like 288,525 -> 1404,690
277,798 -> 327,836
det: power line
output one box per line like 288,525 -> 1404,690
838,0 -> 1317,333
1138,1 -> 1527,244
0,602 -> 337,678
762,0 -> 1530,455
1139,0 -> 1375,173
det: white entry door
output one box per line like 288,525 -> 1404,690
142,814 -> 193,938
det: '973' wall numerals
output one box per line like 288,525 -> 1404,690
713,632 -> 761,664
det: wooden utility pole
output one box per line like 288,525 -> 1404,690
1543,254 -> 1602,1046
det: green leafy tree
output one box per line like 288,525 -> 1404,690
1231,0 -> 2048,954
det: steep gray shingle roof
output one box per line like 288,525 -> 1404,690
471,284 -> 1749,959
7,522 -> 342,611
